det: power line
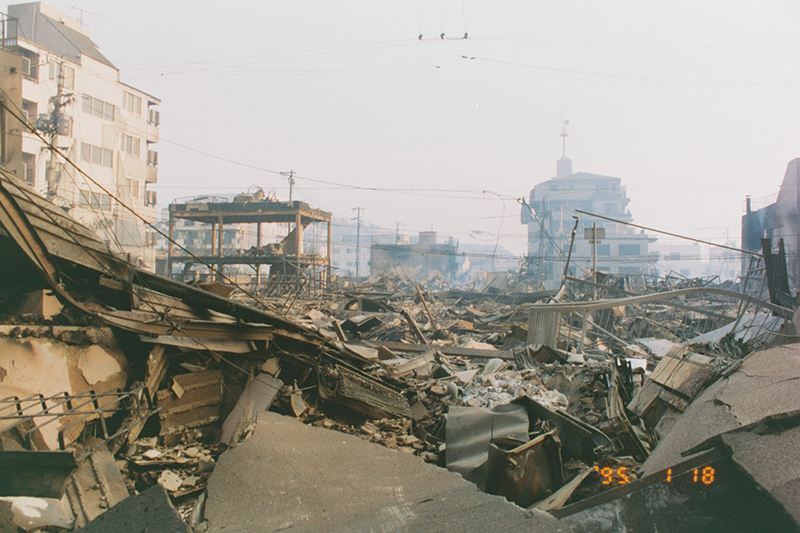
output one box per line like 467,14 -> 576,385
577,209 -> 760,257
0,97 -> 278,310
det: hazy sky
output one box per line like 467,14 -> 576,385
10,1 -> 800,258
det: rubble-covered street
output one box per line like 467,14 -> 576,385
0,1 -> 798,531
0,166 -> 799,532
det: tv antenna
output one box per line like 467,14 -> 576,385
68,5 -> 106,26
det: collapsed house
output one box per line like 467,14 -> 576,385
0,167 -> 799,532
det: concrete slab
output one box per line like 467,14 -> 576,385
642,342 -> 800,476
205,412 -> 573,533
77,485 -> 188,533
722,424 -> 800,526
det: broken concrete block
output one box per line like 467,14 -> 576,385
409,401 -> 429,421
65,449 -> 129,527
220,373 -> 282,444
77,345 -> 124,385
76,484 -> 189,533
260,357 -> 280,377
158,470 -> 183,492
0,496 -> 73,531
16,290 -> 62,320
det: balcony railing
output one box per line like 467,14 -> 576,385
0,14 -> 18,51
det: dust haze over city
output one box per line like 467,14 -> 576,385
27,0 -> 799,261
4,1 -> 800,531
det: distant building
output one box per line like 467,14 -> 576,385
707,242 -> 740,283
651,242 -> 708,280
521,154 -> 656,288
742,158 -> 800,288
370,231 -> 458,281
329,218 -> 381,278
3,3 -> 160,268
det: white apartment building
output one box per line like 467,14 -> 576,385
521,155 -> 657,288
7,2 -> 160,268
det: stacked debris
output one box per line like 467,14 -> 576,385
0,171 -> 411,530
1,170 -> 799,531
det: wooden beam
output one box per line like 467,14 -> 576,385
401,310 -> 428,345
363,340 -> 514,360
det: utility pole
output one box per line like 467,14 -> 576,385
281,170 -> 295,237
583,223 -> 605,300
537,199 -> 548,290
395,221 -> 401,244
352,207 -> 364,278
46,60 -> 70,199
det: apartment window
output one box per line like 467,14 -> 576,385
22,152 -> 35,185
21,100 -> 37,126
62,65 -> 74,90
78,190 -> 112,211
121,133 -> 140,156
123,91 -> 142,115
80,143 -> 113,167
128,178 -> 140,199
48,61 -> 61,81
596,244 -> 611,256
81,94 -> 115,121
18,50 -> 39,81
148,108 -> 160,126
618,244 -> 641,256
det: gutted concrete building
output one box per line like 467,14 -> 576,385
742,158 -> 800,288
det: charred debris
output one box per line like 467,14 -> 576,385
0,171 -> 798,532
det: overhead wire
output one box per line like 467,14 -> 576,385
475,57 -> 800,87
0,97 -> 302,381
0,85 -> 129,256
0,98 -> 280,311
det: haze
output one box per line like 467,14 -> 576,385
25,0 -> 799,258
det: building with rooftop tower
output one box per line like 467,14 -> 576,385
521,123 -> 656,288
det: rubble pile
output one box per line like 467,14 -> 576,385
0,171 -> 799,531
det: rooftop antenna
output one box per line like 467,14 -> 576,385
560,119 -> 569,158
68,6 -> 105,26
